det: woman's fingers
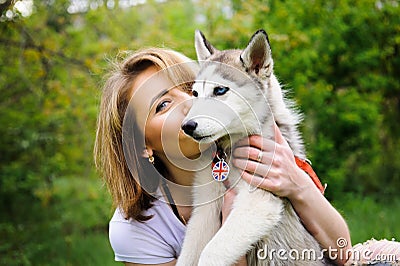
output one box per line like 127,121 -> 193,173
234,123 -> 287,151
239,170 -> 278,192
231,124 -> 297,195
221,187 -> 237,224
233,146 -> 265,161
233,140 -> 275,163
234,135 -> 274,150
273,123 -> 286,145
233,157 -> 277,178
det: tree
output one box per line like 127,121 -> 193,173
0,0 -> 15,15
1,0 -> 399,263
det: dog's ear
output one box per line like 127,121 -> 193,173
240,29 -> 273,78
195,30 -> 216,61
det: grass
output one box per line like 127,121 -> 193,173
51,177 -> 120,266
333,194 -> 400,245
0,176 -> 120,266
68,233 -> 119,266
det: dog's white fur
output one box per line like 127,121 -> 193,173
177,30 -> 325,266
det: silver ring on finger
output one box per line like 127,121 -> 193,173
256,151 -> 263,162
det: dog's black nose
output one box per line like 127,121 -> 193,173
181,120 -> 198,136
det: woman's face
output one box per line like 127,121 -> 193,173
130,65 -> 201,160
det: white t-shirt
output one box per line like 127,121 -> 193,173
109,197 -> 186,264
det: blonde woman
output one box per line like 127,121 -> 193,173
94,48 -> 353,265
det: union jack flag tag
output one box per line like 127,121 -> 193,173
212,158 -> 230,182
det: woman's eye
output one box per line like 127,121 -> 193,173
155,100 -> 170,113
213,86 -> 230,96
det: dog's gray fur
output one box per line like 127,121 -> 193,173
177,30 -> 325,266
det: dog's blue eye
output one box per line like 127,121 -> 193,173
192,90 -> 198,97
213,86 -> 229,96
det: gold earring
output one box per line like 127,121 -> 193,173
148,155 -> 154,164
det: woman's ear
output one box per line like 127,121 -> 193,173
143,147 -> 155,164
142,147 -> 153,159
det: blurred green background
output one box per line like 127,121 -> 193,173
0,0 -> 399,265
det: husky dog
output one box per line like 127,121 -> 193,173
177,30 -> 325,266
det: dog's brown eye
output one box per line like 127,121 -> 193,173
213,86 -> 229,96
192,90 -> 198,97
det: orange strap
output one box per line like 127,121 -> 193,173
295,156 -> 325,194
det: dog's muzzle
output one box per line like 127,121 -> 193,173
181,120 -> 198,137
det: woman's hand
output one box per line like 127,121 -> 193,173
232,123 -> 352,265
232,124 -> 313,200
221,188 -> 237,225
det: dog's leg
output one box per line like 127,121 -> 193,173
177,201 -> 222,265
176,178 -> 224,266
198,181 -> 283,266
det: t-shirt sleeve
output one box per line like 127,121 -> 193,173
109,219 -> 176,264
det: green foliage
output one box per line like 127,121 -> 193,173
0,177 -> 115,266
196,0 -> 400,201
0,0 -> 399,264
334,195 -> 400,244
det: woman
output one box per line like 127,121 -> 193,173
94,47 -> 352,265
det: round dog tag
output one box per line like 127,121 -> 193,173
212,159 -> 230,182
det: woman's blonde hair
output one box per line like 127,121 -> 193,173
94,48 -> 197,221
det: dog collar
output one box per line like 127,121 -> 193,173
294,156 -> 326,194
